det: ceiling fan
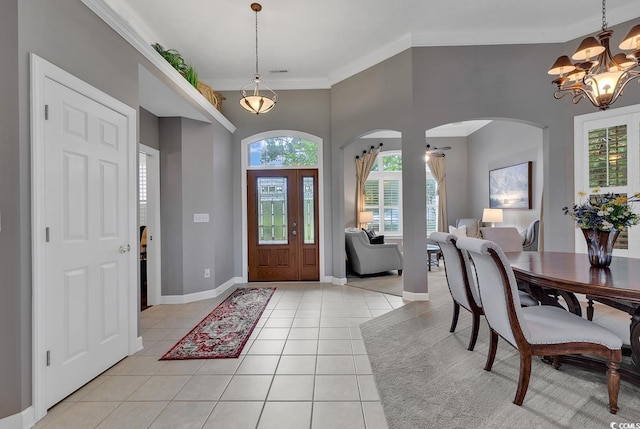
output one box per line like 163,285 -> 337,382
425,144 -> 451,157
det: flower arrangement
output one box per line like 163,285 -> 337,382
562,190 -> 640,231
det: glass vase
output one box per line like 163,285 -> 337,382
581,228 -> 620,267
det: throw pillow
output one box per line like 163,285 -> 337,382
449,224 -> 467,237
362,228 -> 376,241
369,235 -> 385,244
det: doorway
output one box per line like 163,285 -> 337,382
138,145 -> 161,308
247,169 -> 319,281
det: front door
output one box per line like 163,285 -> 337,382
44,77 -> 131,407
247,169 -> 319,281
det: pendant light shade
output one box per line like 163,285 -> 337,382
239,3 -> 277,115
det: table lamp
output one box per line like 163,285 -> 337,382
359,211 -> 374,229
482,208 -> 503,227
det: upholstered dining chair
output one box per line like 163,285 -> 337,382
430,232 -> 483,351
455,236 -> 624,414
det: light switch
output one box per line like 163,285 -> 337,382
194,213 -> 209,223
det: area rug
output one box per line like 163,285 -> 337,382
160,287 -> 275,360
360,281 -> 640,429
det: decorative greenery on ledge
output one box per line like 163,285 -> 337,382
151,43 -> 199,89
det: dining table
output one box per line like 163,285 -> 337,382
506,251 -> 640,385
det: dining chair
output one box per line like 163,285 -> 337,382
455,236 -> 624,414
430,232 -> 483,351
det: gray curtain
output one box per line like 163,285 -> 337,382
427,155 -> 447,232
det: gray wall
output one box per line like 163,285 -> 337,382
330,19 -> 640,296
0,0 -> 23,417
2,0 -> 237,419
140,107 -> 160,150
159,118 -> 184,295
159,117 -> 234,295
221,89 -> 332,277
467,121 -> 543,232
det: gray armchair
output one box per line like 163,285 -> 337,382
521,219 -> 540,251
345,230 -> 403,276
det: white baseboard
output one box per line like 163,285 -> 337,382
160,278 -> 239,304
135,336 -> 143,353
332,277 -> 347,285
402,291 -> 430,301
0,406 -> 34,429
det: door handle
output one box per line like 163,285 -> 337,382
119,244 -> 131,253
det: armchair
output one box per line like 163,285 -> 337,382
521,219 -> 540,251
345,230 -> 403,276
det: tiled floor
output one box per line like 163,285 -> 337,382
35,283 -> 407,429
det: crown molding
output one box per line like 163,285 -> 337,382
329,34 -> 413,86
80,0 -> 236,133
209,77 -> 331,91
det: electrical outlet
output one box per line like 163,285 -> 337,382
204,268 -> 211,278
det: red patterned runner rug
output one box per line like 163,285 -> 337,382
160,287 -> 275,360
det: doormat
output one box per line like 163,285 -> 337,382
160,287 -> 276,360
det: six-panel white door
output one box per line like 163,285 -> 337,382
44,77 -> 130,407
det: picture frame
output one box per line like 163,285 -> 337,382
489,161 -> 532,209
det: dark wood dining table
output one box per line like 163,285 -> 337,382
506,251 -> 640,385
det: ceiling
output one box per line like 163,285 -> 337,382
105,0 -> 640,91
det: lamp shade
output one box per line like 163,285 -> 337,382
359,211 -> 374,224
482,208 -> 503,224
619,24 -> 640,50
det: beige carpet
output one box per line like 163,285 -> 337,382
360,272 -> 640,429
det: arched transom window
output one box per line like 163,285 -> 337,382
248,136 -> 319,167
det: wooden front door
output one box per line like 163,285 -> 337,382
247,169 -> 319,281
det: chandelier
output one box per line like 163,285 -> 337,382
240,3 -> 278,115
547,0 -> 640,110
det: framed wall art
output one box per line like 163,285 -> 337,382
489,161 -> 532,209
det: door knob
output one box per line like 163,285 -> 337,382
292,230 -> 297,236
119,244 -> 131,253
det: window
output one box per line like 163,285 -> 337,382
363,151 -> 438,236
575,107 -> 640,256
248,136 -> 318,167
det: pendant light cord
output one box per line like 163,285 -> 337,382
255,8 -> 259,75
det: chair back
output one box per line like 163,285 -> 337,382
479,227 -> 523,252
455,237 -> 528,348
429,232 -> 480,310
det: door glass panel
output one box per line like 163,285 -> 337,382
303,176 -> 315,244
257,177 -> 288,244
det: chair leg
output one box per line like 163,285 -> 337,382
587,298 -> 594,321
467,311 -> 480,351
449,302 -> 460,333
398,269 -> 403,275
513,352 -> 532,406
607,361 -> 620,414
484,330 -> 498,371
552,355 -> 561,370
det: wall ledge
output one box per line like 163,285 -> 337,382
80,0 -> 236,133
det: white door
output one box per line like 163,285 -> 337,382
44,77 -> 131,407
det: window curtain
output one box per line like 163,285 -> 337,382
427,156 -> 447,232
355,145 -> 381,228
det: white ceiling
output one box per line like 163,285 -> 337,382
105,0 -> 640,91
